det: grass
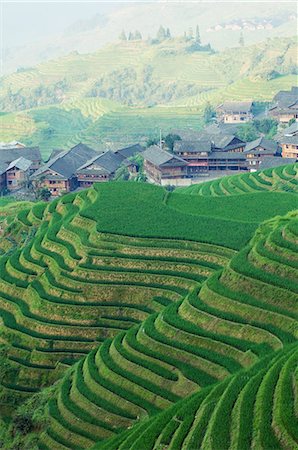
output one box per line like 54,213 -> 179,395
0,169 -> 296,449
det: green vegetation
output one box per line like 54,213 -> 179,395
0,36 -> 297,158
179,163 -> 298,196
0,165 -> 296,448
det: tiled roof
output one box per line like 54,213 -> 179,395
143,145 -> 187,167
77,150 -> 124,174
173,140 -> 212,153
244,137 -> 278,154
217,101 -> 253,113
32,143 -> 97,179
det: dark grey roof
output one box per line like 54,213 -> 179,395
6,157 -> 32,172
270,87 -> 298,111
244,137 -> 278,154
32,143 -> 97,179
115,144 -> 144,159
283,122 -> 298,136
0,146 -> 41,165
208,151 -> 246,160
143,145 -> 187,167
279,136 -> 298,145
174,140 -> 212,154
258,157 -> 297,170
77,150 -> 124,175
217,101 -> 253,113
170,129 -> 203,141
77,168 -> 110,176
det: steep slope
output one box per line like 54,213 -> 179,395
178,162 -> 298,196
92,343 -> 298,450
37,209 -> 297,449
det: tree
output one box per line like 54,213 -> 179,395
134,30 -> 142,40
188,27 -> 194,40
37,187 -> 51,201
195,25 -> 201,45
236,123 -> 258,142
164,134 -> 181,152
166,28 -> 171,39
239,31 -> 244,47
203,102 -> 216,124
157,25 -> 167,42
119,30 -> 127,41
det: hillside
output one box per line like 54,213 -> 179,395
3,2 -> 297,73
0,36 -> 297,158
0,164 -> 297,449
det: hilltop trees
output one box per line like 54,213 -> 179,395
119,30 -> 143,41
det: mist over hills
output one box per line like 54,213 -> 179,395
3,1 -> 297,74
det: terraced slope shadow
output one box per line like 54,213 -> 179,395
93,343 -> 298,450
38,211 -> 298,449
0,187 -> 231,408
179,163 -> 298,196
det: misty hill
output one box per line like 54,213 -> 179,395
0,36 -> 297,157
3,2 -> 297,74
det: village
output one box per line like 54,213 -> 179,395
0,86 -> 297,197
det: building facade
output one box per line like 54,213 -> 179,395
216,101 -> 253,123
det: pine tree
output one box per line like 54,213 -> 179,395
195,25 -> 201,45
119,30 -> 127,41
128,31 -> 135,41
239,31 -> 244,47
166,28 -> 171,39
188,27 -> 194,40
134,30 -> 142,40
157,25 -> 167,42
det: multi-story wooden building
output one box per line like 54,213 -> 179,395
31,143 -> 97,196
280,136 -> 298,159
216,101 -> 253,123
268,87 -> 298,123
0,146 -> 41,192
76,151 -> 124,188
173,140 -> 211,175
5,157 -> 33,191
142,145 -> 188,184
244,137 -> 278,170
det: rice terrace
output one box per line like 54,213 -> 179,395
0,1 -> 298,449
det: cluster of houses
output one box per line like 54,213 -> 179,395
0,87 -> 297,195
143,121 -> 297,185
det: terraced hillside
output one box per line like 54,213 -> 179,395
0,167 -> 296,449
37,209 -> 298,449
93,343 -> 298,450
0,184 -> 242,410
1,36 -> 297,157
178,162 -> 298,196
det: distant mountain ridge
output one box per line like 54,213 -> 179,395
2,1 -> 297,74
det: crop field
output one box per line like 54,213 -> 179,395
39,207 -> 298,449
1,36 -> 297,159
178,163 -> 298,196
0,164 -> 297,449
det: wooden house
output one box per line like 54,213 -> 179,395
173,140 -> 211,174
76,151 -> 124,188
268,87 -> 298,123
31,143 -> 97,196
280,136 -> 298,159
5,157 -> 33,191
0,146 -> 41,192
216,101 -> 253,123
142,145 -> 188,184
244,137 -> 278,170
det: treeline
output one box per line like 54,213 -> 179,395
119,24 -> 213,52
1,80 -> 69,112
87,65 -> 199,106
